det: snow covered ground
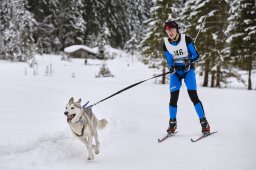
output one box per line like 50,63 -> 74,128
0,53 -> 256,170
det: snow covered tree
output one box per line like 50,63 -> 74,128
227,0 -> 256,90
82,0 -> 103,45
81,0 -> 150,49
98,24 -> 108,60
103,0 -> 131,48
1,0 -> 36,61
83,0 -> 128,48
181,0 -> 230,88
27,0 -> 86,53
1,1 -> 16,60
2,0 -> 152,57
125,0 -> 152,52
206,0 -> 229,88
27,0 -> 57,53
19,1 -> 37,61
0,0 -> 10,60
0,0 -> 175,63
55,0 -> 86,50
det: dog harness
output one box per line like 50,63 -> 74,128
70,111 -> 89,137
83,101 -> 93,118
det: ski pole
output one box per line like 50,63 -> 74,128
194,15 -> 208,43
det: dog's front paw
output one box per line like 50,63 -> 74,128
87,154 -> 94,160
95,146 -> 100,154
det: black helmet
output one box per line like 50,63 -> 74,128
164,19 -> 179,31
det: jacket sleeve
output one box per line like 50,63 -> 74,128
163,43 -> 173,69
185,35 -> 199,63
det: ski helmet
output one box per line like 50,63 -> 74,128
164,19 -> 179,31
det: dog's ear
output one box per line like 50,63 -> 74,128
69,97 -> 74,103
77,98 -> 82,103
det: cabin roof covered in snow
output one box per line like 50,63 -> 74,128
64,45 -> 98,54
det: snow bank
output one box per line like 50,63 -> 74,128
0,53 -> 256,170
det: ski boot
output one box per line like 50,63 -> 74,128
200,117 -> 210,134
167,118 -> 177,133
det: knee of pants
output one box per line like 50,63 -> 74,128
169,91 -> 179,107
188,90 -> 200,105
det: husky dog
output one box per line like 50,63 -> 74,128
64,97 -> 107,160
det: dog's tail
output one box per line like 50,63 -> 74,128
97,118 -> 108,129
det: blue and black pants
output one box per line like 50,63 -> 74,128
169,67 -> 205,120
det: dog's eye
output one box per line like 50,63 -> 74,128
66,107 -> 67,109
71,107 -> 74,109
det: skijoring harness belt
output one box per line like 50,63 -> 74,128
174,63 -> 195,71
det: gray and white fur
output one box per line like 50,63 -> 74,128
64,97 -> 107,160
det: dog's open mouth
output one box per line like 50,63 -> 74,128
67,114 -> 76,122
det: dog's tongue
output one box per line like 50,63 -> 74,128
67,115 -> 73,122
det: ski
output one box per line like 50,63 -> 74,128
158,131 -> 178,143
190,131 -> 217,143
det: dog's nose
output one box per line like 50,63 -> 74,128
64,111 -> 68,115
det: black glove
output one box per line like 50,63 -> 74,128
169,66 -> 176,74
184,60 -> 191,72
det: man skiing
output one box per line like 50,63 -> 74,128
163,19 -> 210,134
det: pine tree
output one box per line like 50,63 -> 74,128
0,0 -> 10,60
56,0 -> 86,50
125,0 -> 152,52
1,0 -> 36,61
82,0 -> 103,46
27,0 -> 87,53
1,0 -> 17,60
181,0 -> 230,88
103,0 -> 130,48
227,0 -> 256,90
0,0 -> 160,61
27,0 -> 58,53
82,0 -> 149,49
207,0 -> 229,88
19,1 -> 37,61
